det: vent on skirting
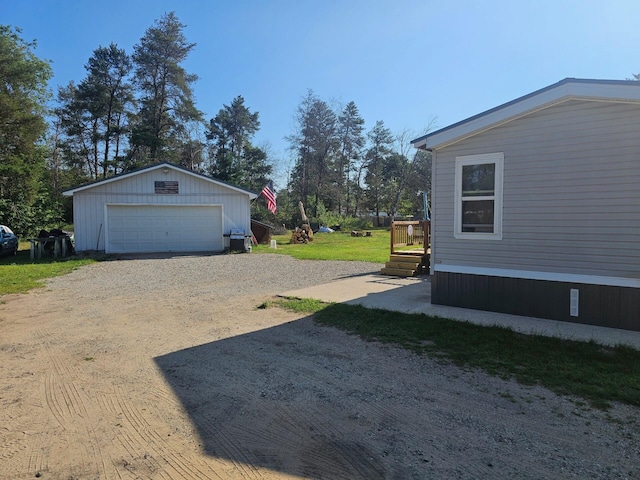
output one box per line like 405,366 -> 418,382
570,288 -> 579,317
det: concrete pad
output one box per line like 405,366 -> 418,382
281,273 -> 640,350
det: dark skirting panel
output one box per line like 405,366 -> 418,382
432,271 -> 640,331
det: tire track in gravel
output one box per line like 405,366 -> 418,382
98,391 -> 165,478
185,330 -> 388,479
287,405 -> 386,479
25,430 -> 51,477
169,384 -> 271,479
182,352 -> 301,478
42,371 -> 68,429
216,430 -> 270,480
269,341 -> 389,478
34,328 -> 112,479
0,430 -> 29,475
108,385 -> 222,480
31,307 -> 230,478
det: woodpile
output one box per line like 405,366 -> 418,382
290,225 -> 314,244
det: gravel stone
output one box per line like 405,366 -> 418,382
45,252 -> 381,300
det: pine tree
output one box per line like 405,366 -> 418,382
336,101 -> 365,215
130,12 -> 202,165
206,95 -> 271,190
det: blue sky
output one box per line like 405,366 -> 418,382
4,0 -> 640,182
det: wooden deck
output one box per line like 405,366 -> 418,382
381,221 -> 430,277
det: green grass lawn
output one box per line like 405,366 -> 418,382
252,229 -> 390,263
0,242 -> 95,295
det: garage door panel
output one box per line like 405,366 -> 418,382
106,205 -> 223,254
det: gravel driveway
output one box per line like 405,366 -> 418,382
1,253 -> 639,479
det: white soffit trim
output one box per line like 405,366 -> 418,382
434,264 -> 640,289
413,79 -> 640,151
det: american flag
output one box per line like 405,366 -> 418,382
261,181 -> 277,214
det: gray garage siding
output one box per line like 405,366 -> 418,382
432,99 -> 640,280
72,168 -> 251,252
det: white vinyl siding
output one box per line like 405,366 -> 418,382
71,168 -> 252,252
431,99 -> 640,279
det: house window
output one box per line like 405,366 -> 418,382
454,152 -> 503,240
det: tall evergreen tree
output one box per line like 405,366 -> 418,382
0,25 -> 52,233
55,82 -> 97,178
288,91 -> 338,217
130,12 -> 202,165
336,101 -> 365,215
363,120 -> 394,222
206,95 -> 270,189
56,44 -> 133,180
81,43 -> 134,177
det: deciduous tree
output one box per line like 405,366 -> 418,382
0,25 -> 52,233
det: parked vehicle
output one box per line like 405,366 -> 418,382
0,225 -> 18,257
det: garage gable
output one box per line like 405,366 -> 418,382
63,162 -> 258,199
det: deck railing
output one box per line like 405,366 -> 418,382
390,220 -> 430,255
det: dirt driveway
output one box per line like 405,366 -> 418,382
1,254 -> 639,479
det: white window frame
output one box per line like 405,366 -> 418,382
454,152 -> 503,240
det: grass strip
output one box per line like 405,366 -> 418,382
275,298 -> 640,409
0,249 -> 95,295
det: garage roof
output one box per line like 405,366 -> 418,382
63,162 -> 259,199
411,78 -> 640,151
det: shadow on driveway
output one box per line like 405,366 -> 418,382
154,314 -> 425,479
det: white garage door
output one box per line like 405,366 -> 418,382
106,205 -> 223,254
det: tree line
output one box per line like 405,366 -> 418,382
1,13 -> 431,236
283,91 -> 431,228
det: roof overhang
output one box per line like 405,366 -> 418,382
411,78 -> 640,151
62,162 -> 258,199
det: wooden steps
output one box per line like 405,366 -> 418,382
380,254 -> 425,277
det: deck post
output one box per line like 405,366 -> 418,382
390,222 -> 396,254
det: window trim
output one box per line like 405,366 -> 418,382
454,152 -> 503,240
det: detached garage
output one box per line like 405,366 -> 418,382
63,163 -> 257,254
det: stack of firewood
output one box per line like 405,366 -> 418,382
290,225 -> 314,244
